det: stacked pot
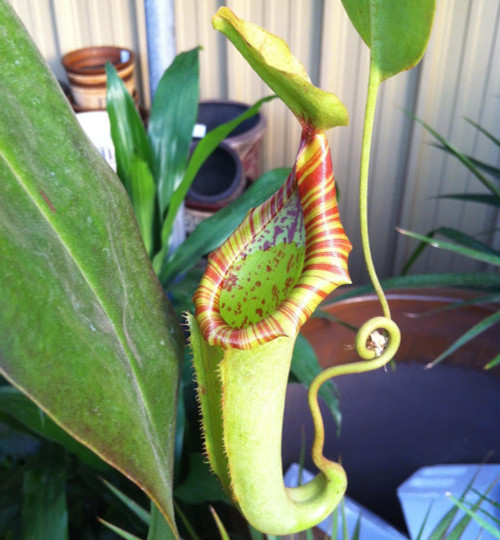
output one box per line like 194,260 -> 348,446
62,46 -> 137,111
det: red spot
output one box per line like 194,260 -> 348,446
40,190 -> 56,213
255,308 -> 263,317
222,272 -> 238,292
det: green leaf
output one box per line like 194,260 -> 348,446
148,48 -> 200,215
403,293 -> 500,319
0,4 -> 182,535
128,154 -> 156,256
209,507 -> 231,540
101,478 -> 151,526
291,334 -> 341,430
485,352 -> 500,369
341,0 -> 436,81
154,95 -> 276,272
99,519 -> 143,540
402,227 -> 500,274
174,453 -> 230,505
435,193 -> 500,207
398,228 -> 500,267
465,117 -> 500,148
0,386 -> 106,471
106,63 -> 152,189
430,143 -> 500,182
172,501 -> 203,540
160,166 -> 290,286
428,309 -> 500,368
322,272 -> 500,305
448,495 -> 500,539
411,114 -> 500,199
147,503 -> 177,540
21,445 -> 69,540
212,8 -> 348,130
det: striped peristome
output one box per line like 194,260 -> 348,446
193,127 -> 352,350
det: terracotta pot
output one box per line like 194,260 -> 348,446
62,46 -> 136,110
185,142 -> 244,233
196,100 -> 266,181
302,287 -> 500,374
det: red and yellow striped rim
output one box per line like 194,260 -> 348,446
193,129 -> 352,349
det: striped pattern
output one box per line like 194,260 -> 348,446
193,129 -> 352,350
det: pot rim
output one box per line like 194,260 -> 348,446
62,46 -> 135,76
197,99 -> 267,143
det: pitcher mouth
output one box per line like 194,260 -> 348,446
193,130 -> 352,350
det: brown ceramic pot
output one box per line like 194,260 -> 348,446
62,46 -> 136,110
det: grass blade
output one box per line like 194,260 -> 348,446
128,154 -> 156,256
21,445 -> 68,540
106,63 -> 152,189
209,506 -> 231,540
435,193 -> 500,207
101,478 -> 151,525
321,272 -> 500,306
98,519 -> 143,540
402,226 -> 500,274
411,114 -> 500,198
350,514 -> 362,540
465,117 -> 500,148
173,501 -> 202,540
398,228 -> 500,267
429,143 -> 500,182
427,309 -> 500,368
485,352 -> 500,369
415,503 -> 434,540
446,493 -> 500,539
403,293 -> 500,319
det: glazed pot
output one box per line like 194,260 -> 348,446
196,100 -> 266,181
62,46 -> 136,110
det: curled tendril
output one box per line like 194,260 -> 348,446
308,316 -> 401,469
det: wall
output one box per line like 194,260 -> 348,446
7,0 -> 500,284
175,0 -> 500,283
7,0 -> 151,107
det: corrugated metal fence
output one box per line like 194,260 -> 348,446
8,0 -> 500,284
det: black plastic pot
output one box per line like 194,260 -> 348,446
197,100 -> 266,181
185,142 -> 244,233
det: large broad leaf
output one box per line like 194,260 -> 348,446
0,4 -> 182,535
341,0 -> 436,81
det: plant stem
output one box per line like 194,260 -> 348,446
359,65 -> 391,320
